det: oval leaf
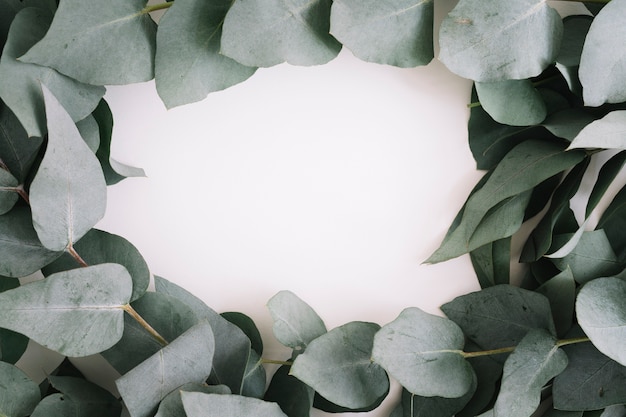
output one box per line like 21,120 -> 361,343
0,361 -> 40,417
475,79 -> 547,126
0,263 -> 132,357
372,307 -> 474,398
44,375 -> 122,417
0,167 -> 18,214
155,383 -> 231,417
569,111 -> 626,150
30,85 -> 107,252
182,393 -> 288,417
267,290 -> 326,351
0,102 -> 43,182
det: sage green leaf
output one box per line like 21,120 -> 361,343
475,80 -> 547,126
579,1 -> 626,106
42,228 -> 150,302
329,0 -> 433,67
0,0 -> 20,51
597,184 -> 626,260
116,321 -> 215,417
0,7 -> 105,137
442,285 -> 556,351
544,410 -> 583,417
154,276 -> 251,394
372,308 -> 472,398
0,263 -> 131,356
221,312 -> 263,355
470,237 -> 511,288
587,151 -> 626,218
91,100 -> 145,186
155,383 -> 231,417
399,376 -> 476,417
30,394 -> 73,417
0,277 -> 28,364
221,0 -> 341,67
457,345 -> 503,417
0,361 -> 40,417
313,389 -> 388,413
101,291 -> 198,374
554,337 -> 626,411
439,0 -> 562,81
182,392 -> 288,417
537,268 -> 576,337
551,231 -> 623,284
36,376 -> 122,417
494,329 -> 568,417
569,111 -> 626,150
241,349 -> 266,399
542,109 -> 597,141
0,167 -> 18,214
267,290 -> 327,351
557,15 -> 593,68
291,321 -> 389,408
0,207 -> 62,277
155,0 -> 257,109
75,115 -> 99,153
19,0 -> 156,85
577,278 -> 626,366
29,85 -> 107,252
600,405 -> 626,417
0,101 -> 42,182
264,365 -> 314,417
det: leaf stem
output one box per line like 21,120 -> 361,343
462,337 -> 591,358
123,304 -> 169,346
261,359 -> 293,366
141,2 -> 173,14
67,244 -> 88,267
467,102 -> 481,109
15,185 -> 29,205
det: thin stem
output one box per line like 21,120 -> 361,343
141,1 -> 173,14
556,336 -> 590,347
123,304 -> 169,346
15,185 -> 29,205
462,337 -> 591,359
261,359 -> 293,366
67,244 -> 88,267
467,101 -> 481,109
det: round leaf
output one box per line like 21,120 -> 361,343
0,361 -> 40,417
267,290 -> 326,351
182,392 -> 288,417
475,79 -> 547,126
569,111 -> 626,150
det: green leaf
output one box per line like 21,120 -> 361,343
0,279 -> 28,364
0,263 -> 131,356
441,285 -> 556,351
221,0 -> 341,67
0,101 -> 42,182
576,278 -> 626,366
30,394 -> 73,417
291,321 -> 389,409
0,7 -> 105,137
551,230 -> 623,284
29,85 -> 107,252
597,184 -> 626,260
554,337 -> 626,411
0,207 -> 62,277
42,228 -> 150,302
19,0 -> 156,85
470,237 -> 511,288
475,80 -> 547,126
494,329 -> 568,417
313,389 -> 387,413
0,361 -> 40,417
267,290 -> 327,352
557,16 -> 593,68
542,108 -> 597,141
439,0 -> 562,81
0,167 -> 18,214
457,345 -> 503,417
372,307 -> 473,398
155,0 -> 256,109
569,111 -> 626,150
329,0 -> 433,67
241,349 -> 266,399
537,267 -> 576,337
264,365 -> 314,417
75,115 -> 99,153
101,291 -> 199,374
182,392 -> 288,417
399,377 -> 476,417
579,1 -> 626,106
586,151 -> 626,218
116,321 -> 215,417
155,383 -> 231,417
38,376 -> 122,417
600,405 -> 626,417
221,311 -> 263,356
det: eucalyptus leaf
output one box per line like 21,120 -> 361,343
0,167 -> 18,214
441,285 -> 556,351
579,1 -> 626,106
542,109 -> 597,141
19,0 -> 157,85
291,321 -> 389,409
155,0 -> 257,109
221,0 -> 341,67
457,344 -> 503,417
313,390 -> 388,413
439,0 -> 562,81
182,392 -> 288,417
475,80 -> 547,126
30,394 -> 73,417
0,207 -> 62,277
576,277 -> 626,366
116,321 -> 215,417
267,290 -> 326,351
241,349 -> 266,399
569,111 -> 626,150
597,184 -> 626,260
0,7 -> 105,137
0,277 -> 28,364
586,151 -> 626,218
536,267 -> 576,337
399,375 -> 476,417
264,365 -> 314,417
41,376 -> 122,417
29,85 -> 107,252
329,0 -> 433,67
42,228 -> 150,302
154,383 -> 231,417
372,307 -> 473,398
557,16 -> 593,68
600,405 -> 626,417
75,115 -> 99,153
0,263 -> 131,357
470,237 -> 511,288
0,101 -> 42,182
493,329 -> 568,417
222,311 -> 263,355
0,361 -> 40,417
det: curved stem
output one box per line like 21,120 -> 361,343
15,185 -> 29,205
141,2 -> 173,14
123,304 -> 169,346
261,359 -> 293,366
67,244 -> 88,267
462,336 -> 591,359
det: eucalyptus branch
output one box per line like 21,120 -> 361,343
462,336 -> 591,359
141,1 -> 173,14
15,185 -> 29,205
67,244 -> 89,267
122,304 -> 169,346
261,359 -> 293,366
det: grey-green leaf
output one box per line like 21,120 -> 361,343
475,80 -> 547,126
0,102 -> 42,182
0,263 -> 132,357
116,321 -> 215,417
494,329 -> 568,417
19,0 -> 156,85
291,321 -> 389,409
329,0 -> 433,67
182,392 -> 288,417
569,111 -> 626,150
44,375 -> 122,417
579,1 -> 626,106
0,167 -> 18,214
241,349 -> 266,398
0,361 -> 40,417
155,0 -> 257,109
399,377 -> 476,417
372,307 -> 473,398
470,237 -> 511,288
537,267 -> 576,337
221,0 -> 341,67
0,7 -> 105,137
439,0 -> 562,81
75,115 -> 100,153
264,365 -> 314,417
29,85 -> 107,251
576,278 -> 626,366
155,383 -> 231,417
267,290 -> 327,351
